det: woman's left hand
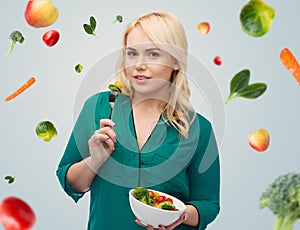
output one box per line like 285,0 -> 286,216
135,212 -> 187,230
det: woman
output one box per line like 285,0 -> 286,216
56,12 -> 220,230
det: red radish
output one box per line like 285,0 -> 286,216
0,196 -> 36,230
42,30 -> 60,47
214,56 -> 222,65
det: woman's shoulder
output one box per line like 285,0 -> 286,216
194,112 -> 212,132
84,91 -> 111,107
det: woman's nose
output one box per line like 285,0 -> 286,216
135,56 -> 147,70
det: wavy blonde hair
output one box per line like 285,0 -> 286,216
117,12 -> 196,139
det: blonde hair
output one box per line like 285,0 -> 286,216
117,12 -> 196,138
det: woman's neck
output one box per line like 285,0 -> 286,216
131,92 -> 170,113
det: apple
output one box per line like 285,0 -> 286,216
248,128 -> 270,152
197,22 -> 210,35
24,0 -> 59,28
0,196 -> 36,230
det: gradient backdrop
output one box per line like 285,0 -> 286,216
0,0 -> 299,229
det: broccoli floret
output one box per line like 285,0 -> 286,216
260,172 -> 300,230
5,31 -> 25,56
158,201 -> 176,210
133,187 -> 149,202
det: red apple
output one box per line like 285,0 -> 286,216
24,0 -> 59,28
197,22 -> 210,35
248,128 -> 270,152
0,196 -> 36,230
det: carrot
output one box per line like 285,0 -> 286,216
280,48 -> 300,85
5,77 -> 36,102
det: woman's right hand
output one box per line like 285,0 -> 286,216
88,119 -> 116,166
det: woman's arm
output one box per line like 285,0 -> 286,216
186,118 -> 221,230
182,204 -> 199,226
67,119 -> 116,193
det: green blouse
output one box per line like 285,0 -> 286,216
56,91 -> 220,230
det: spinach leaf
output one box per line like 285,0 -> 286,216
225,69 -> 267,104
83,16 -> 97,37
237,83 -> 267,99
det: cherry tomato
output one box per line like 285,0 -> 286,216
165,197 -> 173,204
42,29 -> 60,47
213,56 -> 222,66
157,195 -> 166,203
148,190 -> 154,199
0,196 -> 36,230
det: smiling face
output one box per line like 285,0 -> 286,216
125,27 -> 179,97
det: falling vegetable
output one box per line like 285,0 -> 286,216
213,56 -> 222,66
5,31 -> 25,56
83,16 -> 97,37
197,22 -> 210,35
260,173 -> 300,230
112,15 -> 123,24
280,48 -> 300,85
75,64 -> 83,73
4,176 -> 15,184
5,77 -> 36,102
225,69 -> 267,104
42,29 -> 60,47
248,128 -> 270,152
0,196 -> 36,230
35,120 -> 58,142
240,0 -> 275,37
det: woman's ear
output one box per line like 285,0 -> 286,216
173,62 -> 180,71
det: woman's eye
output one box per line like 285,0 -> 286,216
149,52 -> 159,58
127,51 -> 138,57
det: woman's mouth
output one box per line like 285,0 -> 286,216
134,75 -> 151,83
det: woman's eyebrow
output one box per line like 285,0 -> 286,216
145,47 -> 161,52
125,47 -> 161,52
126,47 -> 136,51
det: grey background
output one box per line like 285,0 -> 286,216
1,0 -> 299,229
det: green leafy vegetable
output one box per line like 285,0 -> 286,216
228,69 -> 250,99
5,31 -> 25,56
108,84 -> 122,94
112,15 -> 123,24
260,172 -> 300,230
133,187 -> 149,201
4,175 -> 15,184
158,201 -> 176,210
83,16 -> 97,37
225,69 -> 267,104
75,64 -> 83,73
90,16 -> 97,30
240,0 -> 275,37
236,83 -> 267,98
35,120 -> 58,142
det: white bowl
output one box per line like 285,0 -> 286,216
129,188 -> 186,228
